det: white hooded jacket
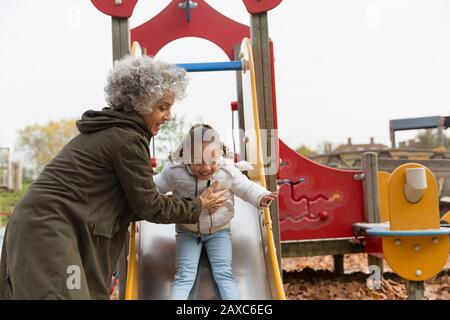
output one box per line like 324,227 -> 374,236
153,157 -> 270,235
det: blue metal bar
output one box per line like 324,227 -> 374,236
366,227 -> 450,237
176,61 -> 243,72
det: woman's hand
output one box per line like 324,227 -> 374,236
259,191 -> 278,208
199,181 -> 229,212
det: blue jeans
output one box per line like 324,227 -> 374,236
170,226 -> 240,300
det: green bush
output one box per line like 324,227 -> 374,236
0,215 -> 8,226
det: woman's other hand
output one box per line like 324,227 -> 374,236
199,181 -> 229,211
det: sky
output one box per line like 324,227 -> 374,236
1,0 -> 450,161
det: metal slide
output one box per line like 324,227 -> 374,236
136,196 -> 275,299
125,38 -> 285,300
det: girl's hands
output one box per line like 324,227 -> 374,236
199,181 -> 229,212
259,191 -> 278,208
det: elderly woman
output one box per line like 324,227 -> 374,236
0,55 -> 228,299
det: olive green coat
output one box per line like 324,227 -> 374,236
0,108 -> 201,299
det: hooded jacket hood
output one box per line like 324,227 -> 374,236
76,107 -> 152,140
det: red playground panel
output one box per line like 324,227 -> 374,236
131,0 -> 249,61
277,139 -> 365,241
91,0 -> 138,18
242,0 -> 283,14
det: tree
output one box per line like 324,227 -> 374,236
296,144 -> 317,158
400,129 -> 450,150
412,129 -> 449,149
17,119 -> 79,175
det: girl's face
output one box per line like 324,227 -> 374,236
142,92 -> 174,135
189,142 -> 218,181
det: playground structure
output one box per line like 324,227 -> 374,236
354,163 -> 450,298
313,116 -> 450,166
390,116 -> 450,150
91,0 -> 450,300
311,115 -> 450,216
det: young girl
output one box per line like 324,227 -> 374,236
154,124 -> 277,300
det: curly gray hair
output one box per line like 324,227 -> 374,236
104,55 -> 188,114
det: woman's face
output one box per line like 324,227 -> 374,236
142,92 -> 175,135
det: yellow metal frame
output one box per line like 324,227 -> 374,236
125,222 -> 139,299
125,41 -> 142,300
243,37 -> 286,300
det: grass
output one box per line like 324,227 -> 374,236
0,182 -> 30,223
0,215 -> 7,227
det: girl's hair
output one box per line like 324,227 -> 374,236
104,55 -> 188,115
169,124 -> 232,163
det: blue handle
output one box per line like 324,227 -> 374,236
366,227 -> 450,237
176,61 -> 243,72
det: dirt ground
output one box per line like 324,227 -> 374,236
282,254 -> 450,300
